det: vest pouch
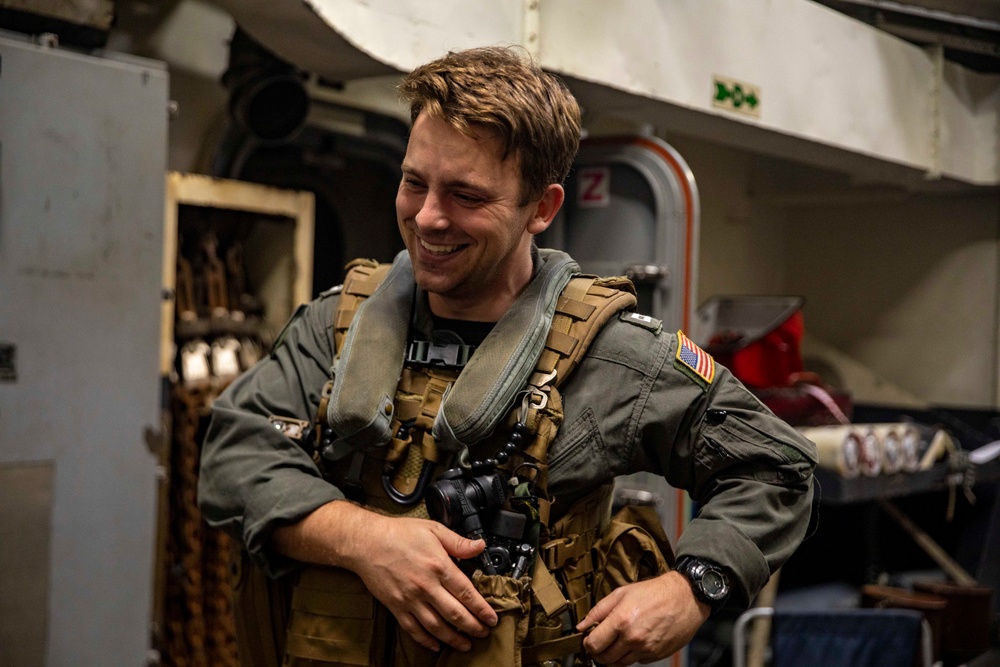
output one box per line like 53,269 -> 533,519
283,565 -> 388,666
591,504 -> 675,603
232,548 -> 293,667
394,572 -> 532,667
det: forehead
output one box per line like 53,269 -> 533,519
403,113 -> 519,184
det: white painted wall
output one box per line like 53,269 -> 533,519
661,135 -> 791,301
108,0 -> 1000,411
210,0 -> 1000,186
783,195 -> 1000,409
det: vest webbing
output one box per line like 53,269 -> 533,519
327,263 -> 635,507
323,258 -> 638,662
332,258 -> 393,357
327,256 -> 636,523
532,275 -> 637,389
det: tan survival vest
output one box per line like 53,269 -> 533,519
240,258 -> 676,667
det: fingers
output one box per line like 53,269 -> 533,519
388,524 -> 497,651
385,564 -> 494,651
580,594 -> 621,661
581,618 -> 632,666
579,575 -> 702,664
584,627 -> 643,667
428,524 -> 497,629
441,566 -> 498,630
399,607 -> 476,653
397,580 -> 493,654
396,611 -> 442,652
582,619 -> 617,658
432,522 -> 487,560
429,570 -> 494,638
577,585 -> 619,637
359,519 -> 500,653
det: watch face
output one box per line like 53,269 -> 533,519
701,569 -> 728,600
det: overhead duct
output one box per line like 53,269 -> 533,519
222,27 -> 311,143
815,0 -> 1000,73
206,0 -> 1000,187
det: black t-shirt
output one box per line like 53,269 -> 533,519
429,316 -> 496,348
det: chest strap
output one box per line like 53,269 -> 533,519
532,275 -> 637,389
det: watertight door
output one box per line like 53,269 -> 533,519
545,135 -> 700,334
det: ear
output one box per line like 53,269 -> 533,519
526,184 -> 565,236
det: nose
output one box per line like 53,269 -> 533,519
413,190 -> 449,231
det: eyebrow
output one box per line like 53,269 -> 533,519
401,164 -> 493,195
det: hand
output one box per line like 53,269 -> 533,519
577,571 -> 710,666
272,500 -> 499,654
348,513 -> 499,652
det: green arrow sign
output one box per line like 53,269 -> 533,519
712,76 -> 762,118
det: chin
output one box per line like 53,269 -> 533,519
412,270 -> 454,296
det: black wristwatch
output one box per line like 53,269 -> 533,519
675,556 -> 730,614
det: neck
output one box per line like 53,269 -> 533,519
428,288 -> 519,321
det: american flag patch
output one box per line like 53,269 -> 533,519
675,330 -> 715,385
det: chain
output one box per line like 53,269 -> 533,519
163,224 -> 258,666
161,384 -> 238,667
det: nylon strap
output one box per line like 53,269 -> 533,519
521,633 -> 586,663
531,275 -> 637,389
530,556 -> 570,617
332,259 -> 389,359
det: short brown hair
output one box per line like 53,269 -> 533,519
398,46 -> 582,205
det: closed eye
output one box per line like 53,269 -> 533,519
453,192 -> 485,206
401,176 -> 427,191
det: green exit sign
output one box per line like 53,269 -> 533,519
712,75 -> 761,118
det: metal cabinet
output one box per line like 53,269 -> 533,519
0,31 -> 169,666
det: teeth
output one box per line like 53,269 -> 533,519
420,238 -> 460,254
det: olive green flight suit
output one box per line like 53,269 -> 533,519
198,248 -> 816,663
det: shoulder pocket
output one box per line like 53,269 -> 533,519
701,410 -> 815,485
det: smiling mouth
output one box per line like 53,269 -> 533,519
419,238 -> 464,255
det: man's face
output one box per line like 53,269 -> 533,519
396,113 -> 559,321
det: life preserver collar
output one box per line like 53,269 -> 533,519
324,248 -> 579,461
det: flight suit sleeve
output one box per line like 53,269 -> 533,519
197,294 -> 345,578
635,334 -> 818,608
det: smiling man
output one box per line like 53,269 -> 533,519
199,47 -> 816,667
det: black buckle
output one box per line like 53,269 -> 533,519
406,340 -> 476,369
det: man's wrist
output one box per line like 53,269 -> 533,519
666,570 -> 713,620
